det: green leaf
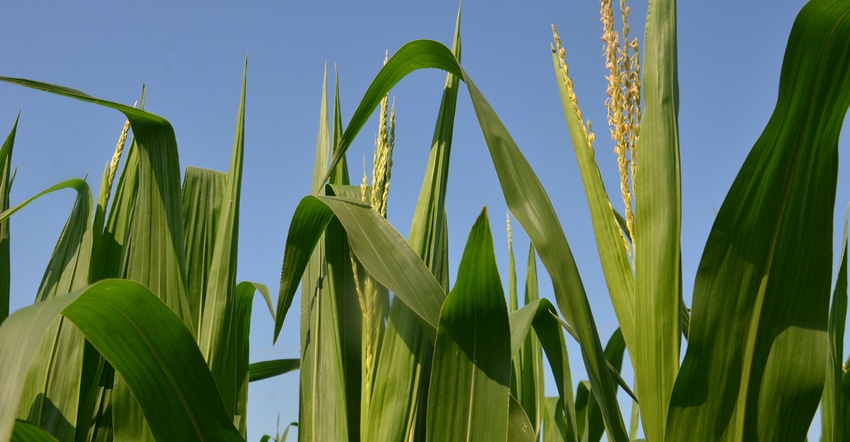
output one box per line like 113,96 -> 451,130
0,179 -> 93,440
426,208 -> 511,442
249,359 -> 300,382
551,47 -> 635,358
0,114 -> 15,323
293,74 -> 355,442
542,397 -> 567,442
633,0 -> 683,439
508,299 -> 577,442
11,419 -> 58,442
276,195 -> 446,342
575,329 -> 627,442
0,75 -> 193,327
666,1 -> 850,440
318,39 -> 626,437
0,279 -> 241,442
363,12 -> 462,440
507,395 -> 536,442
274,196 -> 334,341
198,59 -> 249,424
511,243 -> 546,437
182,166 -> 227,333
233,281 -> 258,437
823,206 -> 848,441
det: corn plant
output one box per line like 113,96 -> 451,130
275,0 -> 850,441
0,61 -> 284,441
0,0 -> 845,440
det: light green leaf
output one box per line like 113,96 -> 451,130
542,397 -> 567,442
249,359 -> 300,382
551,48 -> 635,358
507,395 -> 536,442
294,73 -> 354,442
633,0 -> 682,439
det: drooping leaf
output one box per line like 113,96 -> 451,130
0,279 -> 242,442
0,75 -> 192,328
276,195 -> 446,343
0,179 -> 93,441
666,1 -> 850,440
318,38 -> 627,438
363,11 -> 461,441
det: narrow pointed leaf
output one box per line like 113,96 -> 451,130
0,115 -> 15,323
507,395 -> 536,442
508,299 -> 578,442
198,59 -> 248,422
551,51 -> 635,354
249,359 -> 300,382
823,207 -> 848,441
633,0 -> 682,438
426,208 -> 511,442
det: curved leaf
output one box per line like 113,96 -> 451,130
275,195 -> 446,342
0,279 -> 242,442
11,419 -> 58,442
318,37 -> 626,439
667,1 -> 850,440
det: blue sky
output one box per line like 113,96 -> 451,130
0,0 -> 846,440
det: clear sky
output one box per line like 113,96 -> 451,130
0,0 -> 846,440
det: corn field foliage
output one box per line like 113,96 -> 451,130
0,0 -> 849,441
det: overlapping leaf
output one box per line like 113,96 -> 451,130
0,279 -> 241,442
